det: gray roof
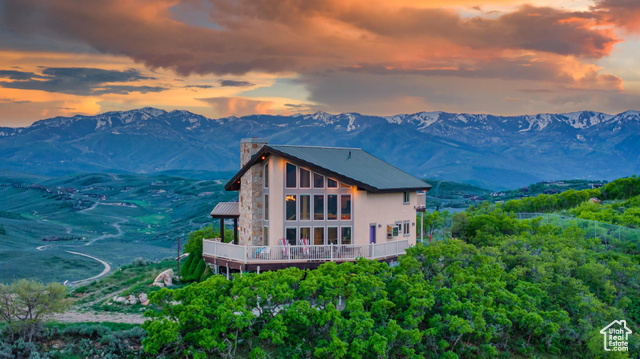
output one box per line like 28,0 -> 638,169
226,144 -> 431,193
210,202 -> 239,217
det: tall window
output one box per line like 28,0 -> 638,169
264,162 -> 268,188
300,195 -> 310,220
403,191 -> 410,204
314,227 -> 324,245
340,195 -> 351,220
264,194 -> 269,221
327,227 -> 338,245
286,163 -> 297,188
327,178 -> 338,188
263,226 -> 269,245
300,168 -> 310,188
314,195 -> 324,220
286,227 -> 297,245
314,173 -> 324,188
341,227 -> 352,245
286,195 -> 296,221
327,194 -> 338,220
300,227 -> 311,243
403,221 -> 410,236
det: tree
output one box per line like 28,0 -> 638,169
0,279 -> 69,342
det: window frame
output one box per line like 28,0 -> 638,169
314,173 -> 325,188
285,194 -> 297,221
327,194 -> 338,221
313,226 -> 325,245
264,162 -> 269,188
340,194 -> 352,220
403,191 -> 410,204
285,162 -> 297,189
341,226 -> 352,245
327,178 -> 338,188
327,226 -> 338,245
314,194 -> 325,221
264,193 -> 269,221
403,220 -> 410,237
285,227 -> 297,245
299,194 -> 311,221
299,168 -> 311,188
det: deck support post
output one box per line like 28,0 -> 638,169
226,265 -> 229,280
220,218 -> 225,243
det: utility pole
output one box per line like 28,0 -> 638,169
177,236 -> 180,278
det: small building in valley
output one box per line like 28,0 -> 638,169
203,138 -> 431,273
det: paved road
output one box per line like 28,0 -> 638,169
64,251 -> 112,286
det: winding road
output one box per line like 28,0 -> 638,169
63,251 -> 111,286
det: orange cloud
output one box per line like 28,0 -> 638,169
197,96 -> 275,117
591,0 -> 640,33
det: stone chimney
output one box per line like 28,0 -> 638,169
241,138 -> 268,168
239,137 -> 268,246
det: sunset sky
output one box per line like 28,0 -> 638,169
1,0 -> 639,126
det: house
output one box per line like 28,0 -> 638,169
203,138 -> 431,273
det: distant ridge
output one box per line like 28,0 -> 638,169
1,108 -> 639,189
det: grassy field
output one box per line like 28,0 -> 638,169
0,170 -> 236,283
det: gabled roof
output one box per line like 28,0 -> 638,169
225,145 -> 431,193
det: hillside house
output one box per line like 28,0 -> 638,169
203,138 -> 431,273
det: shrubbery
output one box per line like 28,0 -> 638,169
143,205 -> 640,358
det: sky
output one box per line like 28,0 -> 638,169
1,0 -> 639,127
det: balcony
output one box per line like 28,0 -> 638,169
202,239 -> 410,272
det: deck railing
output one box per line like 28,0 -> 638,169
203,239 -> 410,263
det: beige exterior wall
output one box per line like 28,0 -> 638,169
261,152 -> 417,246
353,191 -> 417,246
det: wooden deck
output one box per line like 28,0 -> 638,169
202,239 -> 410,272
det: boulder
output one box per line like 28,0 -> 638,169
115,296 -> 126,303
138,293 -> 148,303
589,197 -> 603,204
128,295 -> 138,305
153,268 -> 174,287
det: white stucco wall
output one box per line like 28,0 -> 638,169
353,191 -> 417,246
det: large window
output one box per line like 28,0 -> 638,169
327,194 -> 338,220
314,195 -> 324,220
264,194 -> 269,221
340,194 -> 351,220
314,173 -> 324,188
341,227 -> 352,245
300,227 -> 311,243
286,163 -> 297,188
300,168 -> 310,188
314,227 -> 324,245
327,178 -> 338,188
300,195 -> 310,220
264,162 -> 268,188
286,227 -> 297,245
286,195 -> 296,221
403,221 -> 410,236
327,227 -> 338,245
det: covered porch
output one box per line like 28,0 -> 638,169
210,202 -> 240,245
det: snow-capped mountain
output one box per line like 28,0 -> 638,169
1,108 -> 639,189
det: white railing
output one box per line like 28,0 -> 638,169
202,239 -> 410,263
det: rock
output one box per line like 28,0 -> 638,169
138,293 -> 148,303
589,197 -> 602,204
128,295 -> 138,305
153,268 -> 174,287
141,299 -> 150,306
115,296 -> 127,303
112,296 -> 118,302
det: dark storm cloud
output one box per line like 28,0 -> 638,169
0,67 -> 166,95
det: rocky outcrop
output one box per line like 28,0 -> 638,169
153,268 -> 174,287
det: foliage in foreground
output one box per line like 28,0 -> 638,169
0,323 -> 145,359
0,279 -> 69,343
143,208 -> 640,358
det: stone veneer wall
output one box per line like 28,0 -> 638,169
239,138 -> 267,246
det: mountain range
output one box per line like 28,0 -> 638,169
1,107 -> 640,189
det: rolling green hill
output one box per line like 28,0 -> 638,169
0,170 -> 236,283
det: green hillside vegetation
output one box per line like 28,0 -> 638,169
0,170 -> 236,283
142,178 -> 640,358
